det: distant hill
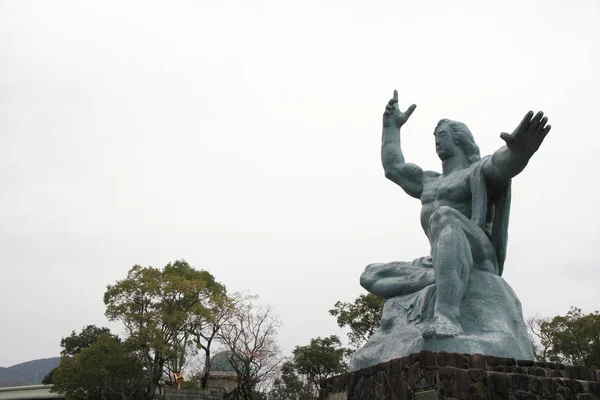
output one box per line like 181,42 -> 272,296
0,357 -> 60,387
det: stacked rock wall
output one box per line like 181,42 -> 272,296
320,351 -> 600,399
163,387 -> 224,400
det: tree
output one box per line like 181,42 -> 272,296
285,336 -> 349,396
50,335 -> 146,400
43,325 -> 118,385
527,315 -> 553,362
529,307 -> 600,369
267,362 -> 315,400
60,325 -> 118,357
329,293 -> 384,349
188,291 -> 252,389
104,260 -> 226,399
218,301 -> 282,400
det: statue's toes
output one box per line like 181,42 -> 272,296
436,328 -> 458,338
422,327 -> 435,339
421,322 -> 462,339
436,323 -> 462,338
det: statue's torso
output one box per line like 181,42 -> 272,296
420,165 -> 475,237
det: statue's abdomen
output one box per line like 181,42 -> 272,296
420,172 -> 473,238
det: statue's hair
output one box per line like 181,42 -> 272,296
435,119 -> 481,164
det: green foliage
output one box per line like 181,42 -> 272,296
292,336 -> 350,391
41,367 -> 55,385
43,325 -> 117,385
50,335 -> 146,400
272,335 -> 350,398
329,293 -> 384,348
531,307 -> 600,368
103,260 -> 227,397
267,362 -> 316,400
60,325 -> 117,357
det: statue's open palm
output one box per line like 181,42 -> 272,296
500,111 -> 551,156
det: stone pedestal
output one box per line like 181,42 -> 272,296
320,352 -> 600,399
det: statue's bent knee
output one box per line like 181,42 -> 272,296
360,263 -> 381,290
429,206 -> 462,238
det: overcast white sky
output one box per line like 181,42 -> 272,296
1,0 -> 599,368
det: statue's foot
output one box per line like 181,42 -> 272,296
422,315 -> 463,339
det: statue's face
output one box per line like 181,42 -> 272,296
434,127 -> 458,160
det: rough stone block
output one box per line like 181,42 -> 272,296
470,353 -> 486,370
511,373 -> 530,391
576,394 -> 596,400
556,385 -> 574,400
487,371 -> 511,399
566,366 -> 592,381
550,370 -> 565,378
539,378 -> 556,397
511,390 -> 538,400
518,359 -> 535,367
437,352 -> 469,369
486,355 -> 517,368
532,367 -> 549,377
409,352 -> 420,365
470,381 -> 486,400
589,381 -> 600,396
546,362 -> 566,370
422,368 -> 438,387
420,350 -> 437,368
438,367 -> 471,400
468,368 -> 487,383
492,365 -> 512,373
565,379 -> 584,394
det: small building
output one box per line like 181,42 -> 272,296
205,351 -> 238,394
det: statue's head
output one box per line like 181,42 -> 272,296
434,119 -> 481,164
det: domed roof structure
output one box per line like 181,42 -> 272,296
209,351 -> 238,373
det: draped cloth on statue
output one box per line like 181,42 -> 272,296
350,156 -> 533,371
471,155 -> 511,277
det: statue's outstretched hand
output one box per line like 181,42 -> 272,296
383,90 -> 417,129
500,111 -> 551,156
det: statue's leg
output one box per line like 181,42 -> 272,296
360,262 -> 435,298
423,206 -> 496,338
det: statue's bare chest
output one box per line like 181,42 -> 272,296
421,169 -> 472,205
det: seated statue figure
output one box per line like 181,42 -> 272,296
349,90 -> 552,371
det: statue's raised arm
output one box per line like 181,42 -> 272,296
484,111 -> 552,185
381,90 -> 426,199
